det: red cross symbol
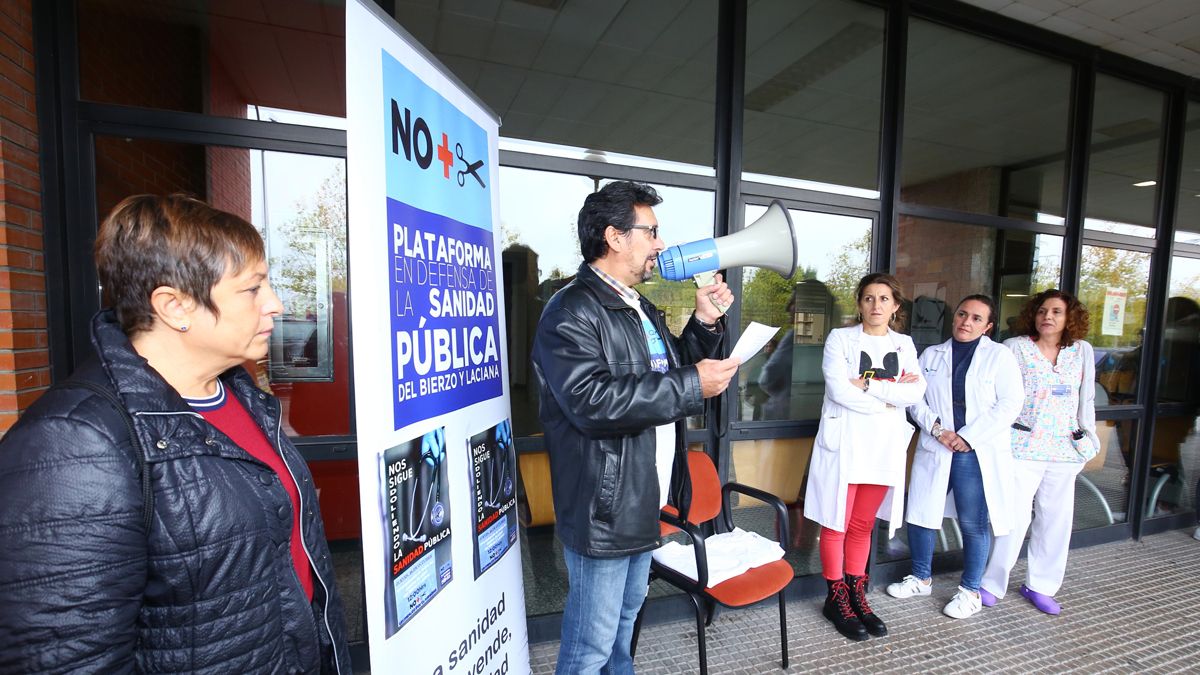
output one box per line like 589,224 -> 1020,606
436,133 -> 455,179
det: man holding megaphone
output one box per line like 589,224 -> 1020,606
532,180 -> 739,674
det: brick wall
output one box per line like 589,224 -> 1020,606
206,56 -> 250,220
94,136 -> 206,220
77,0 -> 202,113
81,1 -> 209,220
895,167 -> 1001,348
0,0 -> 45,432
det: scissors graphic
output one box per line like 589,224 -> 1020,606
456,143 -> 486,188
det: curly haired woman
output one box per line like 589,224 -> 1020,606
979,288 -> 1099,615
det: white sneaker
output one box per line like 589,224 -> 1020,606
886,575 -> 932,599
943,586 -> 983,619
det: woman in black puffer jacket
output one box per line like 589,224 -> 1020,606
0,195 -> 350,674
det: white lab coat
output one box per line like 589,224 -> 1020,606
804,324 -> 925,537
905,337 -> 1024,535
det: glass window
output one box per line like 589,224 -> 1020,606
1145,256 -> 1200,521
742,0 -> 885,195
93,136 -> 360,640
499,167 -> 714,615
882,219 -> 1076,564
729,438 -> 819,576
1175,101 -> 1200,243
1143,413 -> 1197,520
1162,257 -> 1200,406
252,151 -> 350,437
77,0 -> 347,126
500,168 -> 593,440
94,137 -> 352,438
877,417 -> 1133,567
994,231 -> 1064,342
902,19 -> 1073,220
1073,418 -> 1133,529
500,167 -> 714,438
1080,245 -> 1151,406
1084,75 -> 1166,238
895,217 -> 1062,352
399,1 -> 718,169
737,206 -> 871,422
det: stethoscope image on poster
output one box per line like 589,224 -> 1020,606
379,426 -> 453,638
468,418 -> 518,579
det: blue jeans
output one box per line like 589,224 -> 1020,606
908,450 -> 991,591
556,545 -> 652,675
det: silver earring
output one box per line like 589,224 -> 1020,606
179,325 -> 189,332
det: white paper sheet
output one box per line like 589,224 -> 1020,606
730,321 -> 780,363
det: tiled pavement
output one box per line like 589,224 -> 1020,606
528,528 -> 1200,674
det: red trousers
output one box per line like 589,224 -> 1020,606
820,483 -> 888,580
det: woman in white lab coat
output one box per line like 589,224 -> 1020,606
980,288 -> 1099,615
805,272 -> 925,642
886,295 -> 1024,619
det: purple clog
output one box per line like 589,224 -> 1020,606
1019,584 -> 1061,615
979,586 -> 998,607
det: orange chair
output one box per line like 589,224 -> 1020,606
631,451 -> 793,675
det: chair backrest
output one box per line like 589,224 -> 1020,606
659,450 -> 723,536
684,450 -> 722,524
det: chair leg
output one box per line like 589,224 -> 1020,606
778,590 -> 789,669
631,600 -> 646,659
631,569 -> 657,659
704,599 -> 717,627
687,593 -> 708,675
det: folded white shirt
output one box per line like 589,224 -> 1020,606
651,527 -> 785,588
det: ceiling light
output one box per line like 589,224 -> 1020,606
1005,293 -> 1028,298
1132,180 -> 1156,187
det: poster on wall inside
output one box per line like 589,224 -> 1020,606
468,419 -> 518,578
348,0 -> 529,671
380,427 -> 453,637
1103,288 -> 1128,336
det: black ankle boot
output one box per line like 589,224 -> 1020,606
846,573 -> 888,637
823,578 -> 869,641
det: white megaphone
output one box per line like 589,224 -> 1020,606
657,200 -> 798,311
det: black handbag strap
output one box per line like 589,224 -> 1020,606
60,380 -> 154,535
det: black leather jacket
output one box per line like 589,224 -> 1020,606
532,264 -> 723,557
0,311 -> 351,674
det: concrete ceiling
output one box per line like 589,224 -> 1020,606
957,0 -> 1200,79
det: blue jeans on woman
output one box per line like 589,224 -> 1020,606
556,545 -> 652,675
908,450 -> 991,591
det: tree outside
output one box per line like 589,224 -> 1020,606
741,264 -> 818,332
1077,245 -> 1150,350
824,230 -> 870,325
270,164 -> 347,317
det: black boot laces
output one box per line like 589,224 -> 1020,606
853,577 -> 874,615
834,582 -> 857,619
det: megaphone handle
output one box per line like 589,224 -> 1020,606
692,271 -> 730,315
690,270 -> 731,438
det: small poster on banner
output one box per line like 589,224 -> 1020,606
379,427 -> 453,637
468,419 -> 519,578
1102,288 -> 1127,336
